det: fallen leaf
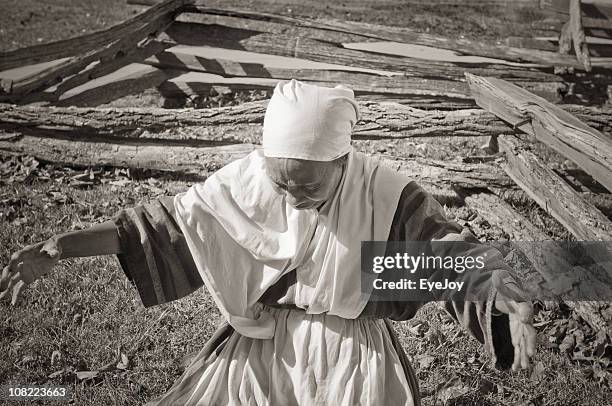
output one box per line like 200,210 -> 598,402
559,334 -> 575,354
48,369 -> 66,379
116,352 -> 130,370
416,354 -> 436,369
477,378 -> 495,395
51,350 -> 61,365
407,320 -> 429,337
531,361 -> 546,381
109,179 -> 132,187
435,375 -> 470,404
425,327 -> 444,346
75,370 -> 99,381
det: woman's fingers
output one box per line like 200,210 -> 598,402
526,323 -> 537,357
510,321 -> 537,371
0,265 -> 11,291
508,313 -> 531,371
0,271 -> 21,302
11,280 -> 25,306
512,338 -> 521,371
520,334 -> 530,369
510,315 -> 520,347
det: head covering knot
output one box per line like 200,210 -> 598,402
262,79 -> 360,161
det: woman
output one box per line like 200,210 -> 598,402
1,80 -> 535,405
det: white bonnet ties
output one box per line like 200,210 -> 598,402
262,79 -> 361,161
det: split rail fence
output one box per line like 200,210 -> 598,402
0,0 -> 611,333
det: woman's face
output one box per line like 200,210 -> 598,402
264,156 -> 346,210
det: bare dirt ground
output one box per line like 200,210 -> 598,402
1,1 -> 611,405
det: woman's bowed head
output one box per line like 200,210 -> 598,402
3,79 -> 536,406
262,79 -> 357,211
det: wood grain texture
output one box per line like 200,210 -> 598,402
168,6 -> 587,68
466,73 -> 612,192
0,134 -> 513,193
162,21 -> 562,83
2,2 -> 180,98
0,0 -> 187,72
144,50 -> 473,98
498,134 -> 612,241
569,0 -> 593,71
0,101 -> 511,142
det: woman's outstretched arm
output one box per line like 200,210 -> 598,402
0,220 -> 121,305
2,195 -> 204,308
53,220 -> 121,258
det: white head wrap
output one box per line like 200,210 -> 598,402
262,79 -> 361,161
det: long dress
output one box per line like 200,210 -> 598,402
113,178 -> 518,406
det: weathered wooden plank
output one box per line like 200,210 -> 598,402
0,0 -> 186,73
167,7 -> 586,68
563,104 -> 612,133
132,0 -> 535,6
466,73 -> 612,192
4,99 -> 610,143
542,0 -> 612,19
506,36 -> 612,57
498,134 -> 612,241
465,191 -> 612,332
569,0 -> 593,71
144,50 -> 473,99
0,136 -> 255,177
130,0 -> 580,67
157,81 -> 609,131
145,49 -> 568,103
53,66 -> 184,108
157,81 -> 478,110
3,13 -> 176,99
533,16 -> 612,30
161,22 -> 562,83
0,101 -> 510,142
22,42 -> 173,105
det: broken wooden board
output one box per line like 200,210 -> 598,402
0,0 -> 188,72
157,81 -> 478,110
168,5 -> 587,69
22,42 -> 173,105
144,50 -> 473,99
1,0 -> 184,97
161,21 -> 563,84
52,65 -> 185,108
466,73 -> 612,192
498,134 -> 612,242
569,0 -> 592,71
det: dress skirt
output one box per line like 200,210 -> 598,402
145,307 -> 420,406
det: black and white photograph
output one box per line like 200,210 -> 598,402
1,0 -> 611,405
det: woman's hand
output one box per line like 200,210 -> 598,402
494,292 -> 537,371
0,238 -> 62,305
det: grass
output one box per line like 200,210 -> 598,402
0,166 -> 223,405
1,156 -> 610,406
1,0 -> 611,405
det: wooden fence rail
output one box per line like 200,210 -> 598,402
466,73 -> 612,192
